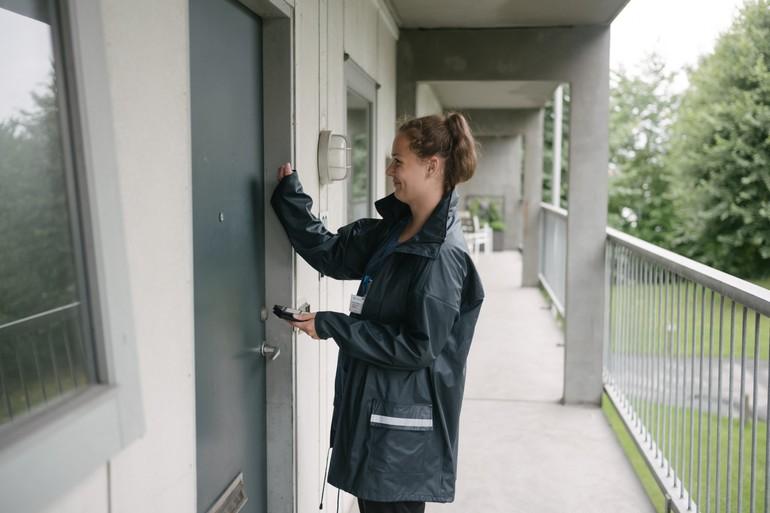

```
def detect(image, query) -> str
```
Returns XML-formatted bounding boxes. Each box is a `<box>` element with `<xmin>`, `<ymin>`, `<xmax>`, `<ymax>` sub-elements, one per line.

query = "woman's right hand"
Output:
<box><xmin>277</xmin><ymin>162</ymin><xmax>293</xmax><ymax>182</ymax></box>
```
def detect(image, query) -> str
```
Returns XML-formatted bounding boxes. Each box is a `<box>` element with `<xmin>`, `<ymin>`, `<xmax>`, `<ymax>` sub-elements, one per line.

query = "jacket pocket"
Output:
<box><xmin>367</xmin><ymin>400</ymin><xmax>433</xmax><ymax>474</ymax></box>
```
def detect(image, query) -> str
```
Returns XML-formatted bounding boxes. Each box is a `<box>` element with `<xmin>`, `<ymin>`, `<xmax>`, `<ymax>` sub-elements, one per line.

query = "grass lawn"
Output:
<box><xmin>602</xmin><ymin>390</ymin><xmax>768</xmax><ymax>513</ymax></box>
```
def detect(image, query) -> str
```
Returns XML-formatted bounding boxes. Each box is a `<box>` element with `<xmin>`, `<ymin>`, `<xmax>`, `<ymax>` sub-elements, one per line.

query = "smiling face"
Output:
<box><xmin>386</xmin><ymin>133</ymin><xmax>443</xmax><ymax>205</ymax></box>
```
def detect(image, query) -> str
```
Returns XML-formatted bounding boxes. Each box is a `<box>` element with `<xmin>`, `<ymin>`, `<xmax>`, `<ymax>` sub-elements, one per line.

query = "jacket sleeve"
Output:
<box><xmin>314</xmin><ymin>252</ymin><xmax>475</xmax><ymax>370</ymax></box>
<box><xmin>270</xmin><ymin>171</ymin><xmax>381</xmax><ymax>280</ymax></box>
<box><xmin>314</xmin><ymin>291</ymin><xmax>461</xmax><ymax>371</ymax></box>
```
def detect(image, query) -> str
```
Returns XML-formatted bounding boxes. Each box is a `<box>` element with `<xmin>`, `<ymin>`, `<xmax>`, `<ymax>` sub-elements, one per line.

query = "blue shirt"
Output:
<box><xmin>357</xmin><ymin>216</ymin><xmax>409</xmax><ymax>297</ymax></box>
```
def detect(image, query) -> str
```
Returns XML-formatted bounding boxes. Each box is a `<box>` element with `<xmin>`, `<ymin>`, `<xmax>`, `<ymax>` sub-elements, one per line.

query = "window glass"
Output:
<box><xmin>0</xmin><ymin>1</ymin><xmax>97</xmax><ymax>427</ymax></box>
<box><xmin>346</xmin><ymin>88</ymin><xmax>372</xmax><ymax>223</ymax></box>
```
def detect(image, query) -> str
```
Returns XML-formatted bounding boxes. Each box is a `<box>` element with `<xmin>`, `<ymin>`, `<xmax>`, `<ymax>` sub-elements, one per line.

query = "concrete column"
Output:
<box><xmin>562</xmin><ymin>30</ymin><xmax>610</xmax><ymax>405</ymax></box>
<box><xmin>416</xmin><ymin>82</ymin><xmax>444</xmax><ymax>116</ymax></box>
<box><xmin>521</xmin><ymin>110</ymin><xmax>544</xmax><ymax>287</ymax></box>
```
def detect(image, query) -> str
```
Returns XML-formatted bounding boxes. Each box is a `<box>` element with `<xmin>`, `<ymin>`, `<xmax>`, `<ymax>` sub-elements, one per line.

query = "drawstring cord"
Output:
<box><xmin>336</xmin><ymin>488</ymin><xmax>340</xmax><ymax>513</ymax></box>
<box><xmin>319</xmin><ymin>446</ymin><xmax>332</xmax><ymax>509</ymax></box>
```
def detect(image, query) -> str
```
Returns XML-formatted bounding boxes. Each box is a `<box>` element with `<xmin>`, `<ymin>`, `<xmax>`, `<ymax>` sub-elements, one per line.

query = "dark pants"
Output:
<box><xmin>357</xmin><ymin>498</ymin><xmax>425</xmax><ymax>513</ymax></box>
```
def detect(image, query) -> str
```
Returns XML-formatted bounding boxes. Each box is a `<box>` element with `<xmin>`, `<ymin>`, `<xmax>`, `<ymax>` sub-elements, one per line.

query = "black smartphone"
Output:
<box><xmin>273</xmin><ymin>304</ymin><xmax>303</xmax><ymax>321</ymax></box>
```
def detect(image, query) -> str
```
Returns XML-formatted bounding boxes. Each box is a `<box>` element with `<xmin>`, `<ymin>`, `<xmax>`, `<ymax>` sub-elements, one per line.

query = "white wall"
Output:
<box><xmin>42</xmin><ymin>0</ymin><xmax>397</xmax><ymax>512</ymax></box>
<box><xmin>41</xmin><ymin>466</ymin><xmax>108</xmax><ymax>513</ymax></box>
<box><xmin>298</xmin><ymin>1</ymin><xmax>398</xmax><ymax>511</ymax></box>
<box><xmin>376</xmin><ymin>8</ymin><xmax>398</xmax><ymax>204</ymax></box>
<box><xmin>43</xmin><ymin>0</ymin><xmax>196</xmax><ymax>512</ymax></box>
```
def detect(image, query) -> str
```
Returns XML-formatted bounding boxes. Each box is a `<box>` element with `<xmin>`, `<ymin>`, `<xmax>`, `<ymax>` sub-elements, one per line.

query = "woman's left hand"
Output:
<box><xmin>289</xmin><ymin>311</ymin><xmax>320</xmax><ymax>339</ymax></box>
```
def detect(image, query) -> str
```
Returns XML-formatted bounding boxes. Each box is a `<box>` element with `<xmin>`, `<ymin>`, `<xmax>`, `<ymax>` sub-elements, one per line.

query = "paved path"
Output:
<box><xmin>429</xmin><ymin>251</ymin><xmax>656</xmax><ymax>513</ymax></box>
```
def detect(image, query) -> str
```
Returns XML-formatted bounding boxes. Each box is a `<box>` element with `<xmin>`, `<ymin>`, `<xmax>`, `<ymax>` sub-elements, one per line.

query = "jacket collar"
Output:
<box><xmin>374</xmin><ymin>187</ymin><xmax>459</xmax><ymax>258</ymax></box>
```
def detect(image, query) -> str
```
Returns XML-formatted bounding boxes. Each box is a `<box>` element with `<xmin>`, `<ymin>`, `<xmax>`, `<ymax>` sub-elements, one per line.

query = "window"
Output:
<box><xmin>0</xmin><ymin>0</ymin><xmax>97</xmax><ymax>427</ymax></box>
<box><xmin>345</xmin><ymin>56</ymin><xmax>377</xmax><ymax>223</ymax></box>
<box><xmin>0</xmin><ymin>1</ymin><xmax>142</xmax><ymax>510</ymax></box>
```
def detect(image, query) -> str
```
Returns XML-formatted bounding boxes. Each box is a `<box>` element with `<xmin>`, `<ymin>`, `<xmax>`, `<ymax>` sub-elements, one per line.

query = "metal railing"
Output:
<box><xmin>0</xmin><ymin>303</ymin><xmax>94</xmax><ymax>426</ymax></box>
<box><xmin>604</xmin><ymin>227</ymin><xmax>770</xmax><ymax>513</ymax></box>
<box><xmin>537</xmin><ymin>202</ymin><xmax>770</xmax><ymax>513</ymax></box>
<box><xmin>539</xmin><ymin>203</ymin><xmax>567</xmax><ymax>316</ymax></box>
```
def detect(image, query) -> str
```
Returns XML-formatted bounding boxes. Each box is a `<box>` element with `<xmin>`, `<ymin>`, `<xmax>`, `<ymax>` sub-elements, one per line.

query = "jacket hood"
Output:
<box><xmin>374</xmin><ymin>188</ymin><xmax>460</xmax><ymax>258</ymax></box>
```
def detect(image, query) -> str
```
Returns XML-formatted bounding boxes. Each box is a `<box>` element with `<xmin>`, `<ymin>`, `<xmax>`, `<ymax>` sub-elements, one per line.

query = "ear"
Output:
<box><xmin>427</xmin><ymin>156</ymin><xmax>440</xmax><ymax>177</ymax></box>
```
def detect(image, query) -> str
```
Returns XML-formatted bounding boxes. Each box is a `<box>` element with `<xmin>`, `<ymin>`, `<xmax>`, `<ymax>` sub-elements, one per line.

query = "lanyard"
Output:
<box><xmin>359</xmin><ymin>217</ymin><xmax>408</xmax><ymax>296</ymax></box>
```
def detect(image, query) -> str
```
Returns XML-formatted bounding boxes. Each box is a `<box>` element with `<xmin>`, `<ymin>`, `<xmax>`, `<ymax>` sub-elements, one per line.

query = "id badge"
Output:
<box><xmin>349</xmin><ymin>294</ymin><xmax>365</xmax><ymax>314</ymax></box>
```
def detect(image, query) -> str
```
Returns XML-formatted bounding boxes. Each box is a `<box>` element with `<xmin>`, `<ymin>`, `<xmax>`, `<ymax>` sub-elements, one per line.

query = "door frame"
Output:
<box><xmin>343</xmin><ymin>55</ymin><xmax>379</xmax><ymax>222</ymax></box>
<box><xmin>221</xmin><ymin>1</ymin><xmax>296</xmax><ymax>513</ymax></box>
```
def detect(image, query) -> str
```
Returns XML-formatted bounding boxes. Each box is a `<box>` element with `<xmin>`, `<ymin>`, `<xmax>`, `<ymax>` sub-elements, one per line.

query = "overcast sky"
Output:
<box><xmin>610</xmin><ymin>0</ymin><xmax>749</xmax><ymax>90</ymax></box>
<box><xmin>0</xmin><ymin>8</ymin><xmax>52</xmax><ymax>122</ymax></box>
<box><xmin>0</xmin><ymin>1</ymin><xmax>754</xmax><ymax>122</ymax></box>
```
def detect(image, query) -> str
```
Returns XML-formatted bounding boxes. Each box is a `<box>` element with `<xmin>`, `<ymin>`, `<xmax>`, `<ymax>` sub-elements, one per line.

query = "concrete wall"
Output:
<box><xmin>42</xmin><ymin>0</ymin><xmax>397</xmax><ymax>512</ymax></box>
<box><xmin>457</xmin><ymin>135</ymin><xmax>523</xmax><ymax>250</ymax></box>
<box><xmin>461</xmin><ymin>108</ymin><xmax>545</xmax><ymax>272</ymax></box>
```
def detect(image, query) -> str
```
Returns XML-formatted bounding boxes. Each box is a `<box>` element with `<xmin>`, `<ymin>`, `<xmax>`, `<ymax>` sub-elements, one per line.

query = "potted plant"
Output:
<box><xmin>486</xmin><ymin>202</ymin><xmax>506</xmax><ymax>251</ymax></box>
<box><xmin>466</xmin><ymin>197</ymin><xmax>506</xmax><ymax>251</ymax></box>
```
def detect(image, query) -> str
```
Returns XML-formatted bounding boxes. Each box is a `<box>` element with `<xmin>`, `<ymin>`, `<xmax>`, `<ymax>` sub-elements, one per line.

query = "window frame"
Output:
<box><xmin>344</xmin><ymin>54</ymin><xmax>378</xmax><ymax>221</ymax></box>
<box><xmin>0</xmin><ymin>0</ymin><xmax>144</xmax><ymax>510</ymax></box>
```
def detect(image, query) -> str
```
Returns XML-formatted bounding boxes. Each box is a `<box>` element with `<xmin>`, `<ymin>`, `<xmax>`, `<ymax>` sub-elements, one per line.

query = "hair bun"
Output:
<box><xmin>443</xmin><ymin>112</ymin><xmax>477</xmax><ymax>187</ymax></box>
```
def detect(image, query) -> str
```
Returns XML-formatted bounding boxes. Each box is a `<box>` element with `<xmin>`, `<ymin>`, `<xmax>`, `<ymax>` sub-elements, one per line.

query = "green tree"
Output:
<box><xmin>0</xmin><ymin>70</ymin><xmax>78</xmax><ymax>324</ymax></box>
<box><xmin>608</xmin><ymin>53</ymin><xmax>681</xmax><ymax>247</ymax></box>
<box><xmin>668</xmin><ymin>0</ymin><xmax>770</xmax><ymax>278</ymax></box>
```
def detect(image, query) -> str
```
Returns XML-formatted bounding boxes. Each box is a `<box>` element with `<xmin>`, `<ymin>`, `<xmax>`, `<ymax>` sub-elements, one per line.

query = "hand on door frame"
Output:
<box><xmin>277</xmin><ymin>162</ymin><xmax>294</xmax><ymax>182</ymax></box>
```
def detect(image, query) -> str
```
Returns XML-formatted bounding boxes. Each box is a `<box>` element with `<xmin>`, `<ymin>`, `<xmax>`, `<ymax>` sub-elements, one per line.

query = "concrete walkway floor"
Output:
<box><xmin>430</xmin><ymin>251</ymin><xmax>656</xmax><ymax>513</ymax></box>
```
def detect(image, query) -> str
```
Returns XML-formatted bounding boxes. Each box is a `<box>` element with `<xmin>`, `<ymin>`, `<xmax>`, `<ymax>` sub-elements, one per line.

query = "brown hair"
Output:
<box><xmin>397</xmin><ymin>112</ymin><xmax>478</xmax><ymax>192</ymax></box>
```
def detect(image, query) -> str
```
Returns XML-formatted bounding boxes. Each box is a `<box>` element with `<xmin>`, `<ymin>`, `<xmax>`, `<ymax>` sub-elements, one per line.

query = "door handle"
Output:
<box><xmin>251</xmin><ymin>342</ymin><xmax>281</xmax><ymax>361</ymax></box>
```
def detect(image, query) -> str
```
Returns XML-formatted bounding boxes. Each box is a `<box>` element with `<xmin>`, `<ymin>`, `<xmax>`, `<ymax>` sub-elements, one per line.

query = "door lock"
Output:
<box><xmin>251</xmin><ymin>342</ymin><xmax>281</xmax><ymax>361</ymax></box>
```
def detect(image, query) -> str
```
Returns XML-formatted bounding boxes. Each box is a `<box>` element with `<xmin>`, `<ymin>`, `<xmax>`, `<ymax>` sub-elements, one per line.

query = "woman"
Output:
<box><xmin>271</xmin><ymin>112</ymin><xmax>484</xmax><ymax>513</ymax></box>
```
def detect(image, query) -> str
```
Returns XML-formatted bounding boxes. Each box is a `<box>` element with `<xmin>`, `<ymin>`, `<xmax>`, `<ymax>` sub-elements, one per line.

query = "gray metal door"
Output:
<box><xmin>191</xmin><ymin>1</ymin><xmax>267</xmax><ymax>512</ymax></box>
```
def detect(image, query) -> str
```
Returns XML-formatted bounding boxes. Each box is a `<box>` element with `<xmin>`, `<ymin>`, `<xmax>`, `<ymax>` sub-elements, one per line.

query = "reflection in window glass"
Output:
<box><xmin>346</xmin><ymin>89</ymin><xmax>372</xmax><ymax>223</ymax></box>
<box><xmin>0</xmin><ymin>3</ymin><xmax>96</xmax><ymax>427</ymax></box>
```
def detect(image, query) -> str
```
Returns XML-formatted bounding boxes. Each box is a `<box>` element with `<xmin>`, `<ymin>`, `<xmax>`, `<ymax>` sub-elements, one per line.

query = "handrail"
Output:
<box><xmin>607</xmin><ymin>227</ymin><xmax>770</xmax><ymax>317</ymax></box>
<box><xmin>540</xmin><ymin>202</ymin><xmax>568</xmax><ymax>219</ymax></box>
<box><xmin>0</xmin><ymin>302</ymin><xmax>81</xmax><ymax>332</ymax></box>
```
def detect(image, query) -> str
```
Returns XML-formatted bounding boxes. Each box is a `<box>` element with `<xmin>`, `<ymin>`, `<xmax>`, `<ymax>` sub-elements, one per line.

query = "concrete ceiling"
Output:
<box><xmin>385</xmin><ymin>0</ymin><xmax>631</xmax><ymax>28</ymax></box>
<box><xmin>425</xmin><ymin>80</ymin><xmax>560</xmax><ymax>109</ymax></box>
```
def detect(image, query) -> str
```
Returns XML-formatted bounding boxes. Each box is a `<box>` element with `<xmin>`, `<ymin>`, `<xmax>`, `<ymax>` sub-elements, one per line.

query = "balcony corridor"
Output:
<box><xmin>432</xmin><ymin>251</ymin><xmax>656</xmax><ymax>513</ymax></box>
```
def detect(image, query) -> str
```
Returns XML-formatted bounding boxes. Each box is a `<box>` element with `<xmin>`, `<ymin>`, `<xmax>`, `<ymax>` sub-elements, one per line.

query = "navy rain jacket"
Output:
<box><xmin>271</xmin><ymin>171</ymin><xmax>484</xmax><ymax>502</ymax></box>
